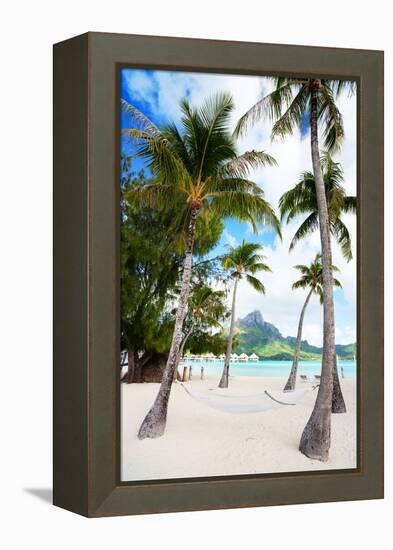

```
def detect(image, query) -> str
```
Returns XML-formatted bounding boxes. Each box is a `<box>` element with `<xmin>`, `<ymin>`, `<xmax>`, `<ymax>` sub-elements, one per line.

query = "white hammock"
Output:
<box><xmin>179</xmin><ymin>383</ymin><xmax>312</xmax><ymax>414</ymax></box>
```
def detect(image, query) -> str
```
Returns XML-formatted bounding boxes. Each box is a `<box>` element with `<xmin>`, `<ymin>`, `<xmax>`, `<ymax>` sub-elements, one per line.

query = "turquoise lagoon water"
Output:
<box><xmin>180</xmin><ymin>359</ymin><xmax>356</xmax><ymax>378</ymax></box>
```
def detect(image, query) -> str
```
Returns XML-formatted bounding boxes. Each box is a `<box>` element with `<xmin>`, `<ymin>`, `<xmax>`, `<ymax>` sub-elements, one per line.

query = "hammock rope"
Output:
<box><xmin>178</xmin><ymin>383</ymin><xmax>314</xmax><ymax>414</ymax></box>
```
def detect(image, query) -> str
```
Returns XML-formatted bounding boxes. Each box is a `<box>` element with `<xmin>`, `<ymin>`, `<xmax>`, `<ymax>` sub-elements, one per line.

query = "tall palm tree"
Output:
<box><xmin>235</xmin><ymin>77</ymin><xmax>354</xmax><ymax>460</ymax></box>
<box><xmin>279</xmin><ymin>153</ymin><xmax>356</xmax><ymax>261</ymax></box>
<box><xmin>122</xmin><ymin>93</ymin><xmax>281</xmax><ymax>439</ymax></box>
<box><xmin>283</xmin><ymin>254</ymin><xmax>341</xmax><ymax>392</ymax></box>
<box><xmin>280</xmin><ymin>154</ymin><xmax>356</xmax><ymax>412</ymax></box>
<box><xmin>219</xmin><ymin>241</ymin><xmax>271</xmax><ymax>388</ymax></box>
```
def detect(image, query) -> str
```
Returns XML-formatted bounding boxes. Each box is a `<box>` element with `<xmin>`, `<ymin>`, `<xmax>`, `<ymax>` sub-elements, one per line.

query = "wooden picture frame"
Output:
<box><xmin>53</xmin><ymin>32</ymin><xmax>384</xmax><ymax>517</ymax></box>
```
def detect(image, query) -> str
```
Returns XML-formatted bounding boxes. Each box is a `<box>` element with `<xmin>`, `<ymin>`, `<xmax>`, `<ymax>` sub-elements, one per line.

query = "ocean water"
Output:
<box><xmin>180</xmin><ymin>359</ymin><xmax>356</xmax><ymax>378</ymax></box>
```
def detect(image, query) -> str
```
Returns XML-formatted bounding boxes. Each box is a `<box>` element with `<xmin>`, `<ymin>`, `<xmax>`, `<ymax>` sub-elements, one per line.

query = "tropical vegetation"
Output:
<box><xmin>279</xmin><ymin>153</ymin><xmax>356</xmax><ymax>261</ymax></box>
<box><xmin>119</xmin><ymin>75</ymin><xmax>357</xmax><ymax>463</ymax></box>
<box><xmin>283</xmin><ymin>254</ymin><xmax>341</xmax><ymax>392</ymax></box>
<box><xmin>235</xmin><ymin>77</ymin><xmax>354</xmax><ymax>460</ymax></box>
<box><xmin>218</xmin><ymin>241</ymin><xmax>271</xmax><ymax>388</ymax></box>
<box><xmin>122</xmin><ymin>92</ymin><xmax>280</xmax><ymax>439</ymax></box>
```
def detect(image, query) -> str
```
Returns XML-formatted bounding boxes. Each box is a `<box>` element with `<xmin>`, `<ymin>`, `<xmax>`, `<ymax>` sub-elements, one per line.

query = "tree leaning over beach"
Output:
<box><xmin>283</xmin><ymin>254</ymin><xmax>341</xmax><ymax>393</ymax></box>
<box><xmin>219</xmin><ymin>241</ymin><xmax>271</xmax><ymax>388</ymax></box>
<box><xmin>235</xmin><ymin>77</ymin><xmax>355</xmax><ymax>460</ymax></box>
<box><xmin>122</xmin><ymin>92</ymin><xmax>281</xmax><ymax>439</ymax></box>
<box><xmin>279</xmin><ymin>153</ymin><xmax>356</xmax><ymax>411</ymax></box>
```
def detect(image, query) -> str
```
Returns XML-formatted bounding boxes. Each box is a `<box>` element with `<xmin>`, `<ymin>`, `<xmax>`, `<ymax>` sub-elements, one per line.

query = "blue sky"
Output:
<box><xmin>120</xmin><ymin>68</ymin><xmax>357</xmax><ymax>346</ymax></box>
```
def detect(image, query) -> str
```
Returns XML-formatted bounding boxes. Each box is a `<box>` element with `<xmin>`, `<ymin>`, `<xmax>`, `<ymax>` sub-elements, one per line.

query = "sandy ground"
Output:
<box><xmin>121</xmin><ymin>375</ymin><xmax>357</xmax><ymax>481</ymax></box>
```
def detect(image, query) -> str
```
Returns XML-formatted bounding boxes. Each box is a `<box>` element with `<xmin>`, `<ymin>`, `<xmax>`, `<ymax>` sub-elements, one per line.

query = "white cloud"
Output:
<box><xmin>222</xmin><ymin>228</ymin><xmax>237</xmax><ymax>248</ymax></box>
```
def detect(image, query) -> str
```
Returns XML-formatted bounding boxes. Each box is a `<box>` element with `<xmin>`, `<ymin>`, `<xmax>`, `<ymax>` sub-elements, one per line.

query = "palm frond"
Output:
<box><xmin>246</xmin><ymin>274</ymin><xmax>266</xmax><ymax>294</ymax></box>
<box><xmin>279</xmin><ymin>172</ymin><xmax>316</xmax><ymax>222</ymax></box>
<box><xmin>208</xmin><ymin>177</ymin><xmax>262</xmax><ymax>195</ymax></box>
<box><xmin>248</xmin><ymin>261</ymin><xmax>271</xmax><ymax>274</ymax></box>
<box><xmin>233</xmin><ymin>79</ymin><xmax>301</xmax><ymax>138</ymax></box>
<box><xmin>271</xmin><ymin>85</ymin><xmax>309</xmax><ymax>141</ymax></box>
<box><xmin>292</xmin><ymin>279</ymin><xmax>309</xmax><ymax>290</ymax></box>
<box><xmin>125</xmin><ymin>183</ymin><xmax>185</xmax><ymax>210</ymax></box>
<box><xmin>318</xmin><ymin>84</ymin><xmax>345</xmax><ymax>153</ymax></box>
<box><xmin>161</xmin><ymin>122</ymin><xmax>192</xmax><ymax>172</ymax></box>
<box><xmin>330</xmin><ymin>217</ymin><xmax>353</xmax><ymax>261</ymax></box>
<box><xmin>342</xmin><ymin>196</ymin><xmax>357</xmax><ymax>214</ymax></box>
<box><xmin>320</xmin><ymin>151</ymin><xmax>344</xmax><ymax>185</ymax></box>
<box><xmin>121</xmin><ymin>99</ymin><xmax>162</xmax><ymax>138</ymax></box>
<box><xmin>219</xmin><ymin>150</ymin><xmax>277</xmax><ymax>179</ymax></box>
<box><xmin>289</xmin><ymin>212</ymin><xmax>319</xmax><ymax>251</ymax></box>
<box><xmin>122</xmin><ymin>128</ymin><xmax>190</xmax><ymax>188</ymax></box>
<box><xmin>316</xmin><ymin>286</ymin><xmax>324</xmax><ymax>304</ymax></box>
<box><xmin>292</xmin><ymin>252</ymin><xmax>341</xmax><ymax>299</ymax></box>
<box><xmin>330</xmin><ymin>79</ymin><xmax>357</xmax><ymax>99</ymax></box>
<box><xmin>209</xmin><ymin>191</ymin><xmax>281</xmax><ymax>238</ymax></box>
<box><xmin>293</xmin><ymin>264</ymin><xmax>309</xmax><ymax>273</ymax></box>
<box><xmin>196</xmin><ymin>92</ymin><xmax>234</xmax><ymax>182</ymax></box>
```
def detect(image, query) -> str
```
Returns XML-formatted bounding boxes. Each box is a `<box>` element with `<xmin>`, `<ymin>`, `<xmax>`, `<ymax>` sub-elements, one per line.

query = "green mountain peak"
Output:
<box><xmin>234</xmin><ymin>310</ymin><xmax>356</xmax><ymax>361</ymax></box>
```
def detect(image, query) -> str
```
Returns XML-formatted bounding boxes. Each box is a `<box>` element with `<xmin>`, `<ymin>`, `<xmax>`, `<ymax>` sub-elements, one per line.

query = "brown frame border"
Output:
<box><xmin>53</xmin><ymin>32</ymin><xmax>384</xmax><ymax>517</ymax></box>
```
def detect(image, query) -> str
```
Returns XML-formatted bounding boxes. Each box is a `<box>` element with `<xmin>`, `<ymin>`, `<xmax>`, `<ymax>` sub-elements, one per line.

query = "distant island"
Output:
<box><xmin>233</xmin><ymin>310</ymin><xmax>356</xmax><ymax>361</ymax></box>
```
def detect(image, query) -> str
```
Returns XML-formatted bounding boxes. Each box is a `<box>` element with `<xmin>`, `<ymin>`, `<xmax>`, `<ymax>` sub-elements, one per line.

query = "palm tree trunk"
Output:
<box><xmin>283</xmin><ymin>287</ymin><xmax>313</xmax><ymax>392</ymax></box>
<box><xmin>134</xmin><ymin>353</ymin><xmax>142</xmax><ymax>383</ymax></box>
<box><xmin>177</xmin><ymin>320</ymin><xmax>196</xmax><ymax>365</ymax></box>
<box><xmin>124</xmin><ymin>345</ymin><xmax>137</xmax><ymax>384</ymax></box>
<box><xmin>219</xmin><ymin>277</ymin><xmax>239</xmax><ymax>388</ymax></box>
<box><xmin>299</xmin><ymin>82</ymin><xmax>336</xmax><ymax>461</ymax></box>
<box><xmin>332</xmin><ymin>355</ymin><xmax>346</xmax><ymax>413</ymax></box>
<box><xmin>173</xmin><ymin>320</ymin><xmax>196</xmax><ymax>381</ymax></box>
<box><xmin>137</xmin><ymin>206</ymin><xmax>199</xmax><ymax>439</ymax></box>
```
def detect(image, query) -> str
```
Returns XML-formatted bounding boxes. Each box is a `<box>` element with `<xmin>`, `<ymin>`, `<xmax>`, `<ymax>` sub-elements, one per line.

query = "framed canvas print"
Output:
<box><xmin>53</xmin><ymin>32</ymin><xmax>384</xmax><ymax>517</ymax></box>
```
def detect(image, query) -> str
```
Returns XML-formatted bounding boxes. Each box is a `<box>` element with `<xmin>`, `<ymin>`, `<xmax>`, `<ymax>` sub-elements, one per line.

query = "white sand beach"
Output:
<box><xmin>121</xmin><ymin>376</ymin><xmax>357</xmax><ymax>481</ymax></box>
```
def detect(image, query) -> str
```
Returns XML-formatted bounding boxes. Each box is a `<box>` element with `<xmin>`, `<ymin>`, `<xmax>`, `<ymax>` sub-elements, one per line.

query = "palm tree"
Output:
<box><xmin>283</xmin><ymin>254</ymin><xmax>341</xmax><ymax>392</ymax></box>
<box><xmin>279</xmin><ymin>153</ymin><xmax>356</xmax><ymax>261</ymax></box>
<box><xmin>122</xmin><ymin>92</ymin><xmax>281</xmax><ymax>439</ymax></box>
<box><xmin>219</xmin><ymin>241</ymin><xmax>271</xmax><ymax>388</ymax></box>
<box><xmin>235</xmin><ymin>77</ymin><xmax>354</xmax><ymax>460</ymax></box>
<box><xmin>280</xmin><ymin>154</ymin><xmax>356</xmax><ymax>412</ymax></box>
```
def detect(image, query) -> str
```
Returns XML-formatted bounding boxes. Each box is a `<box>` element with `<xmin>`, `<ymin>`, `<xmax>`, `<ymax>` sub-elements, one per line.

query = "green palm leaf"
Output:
<box><xmin>280</xmin><ymin>152</ymin><xmax>356</xmax><ymax>260</ymax></box>
<box><xmin>222</xmin><ymin>240</ymin><xmax>270</xmax><ymax>294</ymax></box>
<box><xmin>234</xmin><ymin>78</ymin><xmax>302</xmax><ymax>138</ymax></box>
<box><xmin>246</xmin><ymin>274</ymin><xmax>266</xmax><ymax>294</ymax></box>
<box><xmin>289</xmin><ymin>212</ymin><xmax>319</xmax><ymax>251</ymax></box>
<box><xmin>330</xmin><ymin>217</ymin><xmax>353</xmax><ymax>261</ymax></box>
<box><xmin>219</xmin><ymin>150</ymin><xmax>277</xmax><ymax>179</ymax></box>
<box><xmin>318</xmin><ymin>83</ymin><xmax>345</xmax><ymax>153</ymax></box>
<box><xmin>292</xmin><ymin>254</ymin><xmax>341</xmax><ymax>301</ymax></box>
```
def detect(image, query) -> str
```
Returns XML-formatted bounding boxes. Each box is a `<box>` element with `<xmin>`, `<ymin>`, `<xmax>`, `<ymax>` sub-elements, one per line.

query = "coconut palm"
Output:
<box><xmin>280</xmin><ymin>154</ymin><xmax>356</xmax><ymax>412</ymax></box>
<box><xmin>279</xmin><ymin>153</ymin><xmax>356</xmax><ymax>261</ymax></box>
<box><xmin>235</xmin><ymin>77</ymin><xmax>354</xmax><ymax>460</ymax></box>
<box><xmin>283</xmin><ymin>254</ymin><xmax>341</xmax><ymax>393</ymax></box>
<box><xmin>122</xmin><ymin>92</ymin><xmax>281</xmax><ymax>439</ymax></box>
<box><xmin>219</xmin><ymin>241</ymin><xmax>271</xmax><ymax>388</ymax></box>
